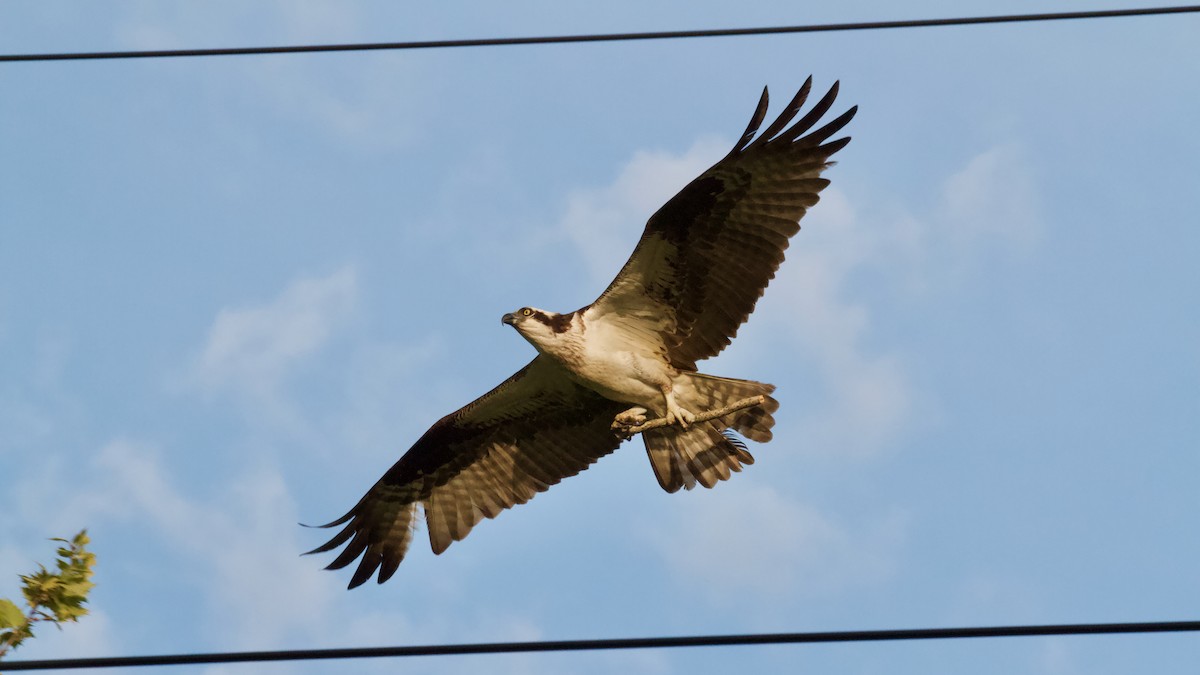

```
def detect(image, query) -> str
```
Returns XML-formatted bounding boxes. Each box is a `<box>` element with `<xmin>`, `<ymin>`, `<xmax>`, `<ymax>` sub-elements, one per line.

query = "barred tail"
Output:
<box><xmin>642</xmin><ymin>374</ymin><xmax>779</xmax><ymax>493</ymax></box>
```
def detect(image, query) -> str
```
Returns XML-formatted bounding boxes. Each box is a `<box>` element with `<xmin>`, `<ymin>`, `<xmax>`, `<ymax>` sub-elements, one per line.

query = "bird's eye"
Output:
<box><xmin>521</xmin><ymin>308</ymin><xmax>533</xmax><ymax>317</ymax></box>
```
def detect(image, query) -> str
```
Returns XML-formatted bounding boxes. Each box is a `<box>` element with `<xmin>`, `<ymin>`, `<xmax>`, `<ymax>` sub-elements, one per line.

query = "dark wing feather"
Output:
<box><xmin>309</xmin><ymin>356</ymin><xmax>627</xmax><ymax>588</ymax></box>
<box><xmin>588</xmin><ymin>78</ymin><xmax>856</xmax><ymax>370</ymax></box>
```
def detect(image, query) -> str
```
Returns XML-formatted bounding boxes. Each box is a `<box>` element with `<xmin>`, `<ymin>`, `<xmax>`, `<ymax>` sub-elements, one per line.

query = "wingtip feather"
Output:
<box><xmin>747</xmin><ymin>77</ymin><xmax>815</xmax><ymax>150</ymax></box>
<box><xmin>778</xmin><ymin>80</ymin><xmax>842</xmax><ymax>144</ymax></box>
<box><xmin>806</xmin><ymin>105</ymin><xmax>858</xmax><ymax>150</ymax></box>
<box><xmin>347</xmin><ymin>551</ymin><xmax>381</xmax><ymax>590</ymax></box>
<box><xmin>732</xmin><ymin>86</ymin><xmax>771</xmax><ymax>155</ymax></box>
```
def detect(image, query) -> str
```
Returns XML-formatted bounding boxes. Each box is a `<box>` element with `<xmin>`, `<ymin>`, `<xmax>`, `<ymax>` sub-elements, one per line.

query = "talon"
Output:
<box><xmin>665</xmin><ymin>402</ymin><xmax>695</xmax><ymax>429</ymax></box>
<box><xmin>614</xmin><ymin>407</ymin><xmax>649</xmax><ymax>427</ymax></box>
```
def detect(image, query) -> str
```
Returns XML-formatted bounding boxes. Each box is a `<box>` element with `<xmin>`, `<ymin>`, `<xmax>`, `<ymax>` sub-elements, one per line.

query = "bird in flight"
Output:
<box><xmin>310</xmin><ymin>78</ymin><xmax>856</xmax><ymax>588</ymax></box>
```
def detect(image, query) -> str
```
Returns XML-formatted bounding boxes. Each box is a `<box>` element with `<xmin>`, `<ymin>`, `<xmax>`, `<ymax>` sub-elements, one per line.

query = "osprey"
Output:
<box><xmin>311</xmin><ymin>78</ymin><xmax>856</xmax><ymax>588</ymax></box>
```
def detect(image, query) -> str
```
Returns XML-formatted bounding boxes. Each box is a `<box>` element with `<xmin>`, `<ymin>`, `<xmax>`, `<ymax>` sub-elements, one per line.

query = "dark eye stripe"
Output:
<box><xmin>531</xmin><ymin>310</ymin><xmax>574</xmax><ymax>333</ymax></box>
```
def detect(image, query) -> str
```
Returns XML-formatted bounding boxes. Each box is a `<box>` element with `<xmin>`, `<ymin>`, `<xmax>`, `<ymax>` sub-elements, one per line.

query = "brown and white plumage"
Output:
<box><xmin>309</xmin><ymin>357</ymin><xmax>627</xmax><ymax>587</ymax></box>
<box><xmin>589</xmin><ymin>78</ymin><xmax>856</xmax><ymax>371</ymax></box>
<box><xmin>311</xmin><ymin>78</ymin><xmax>855</xmax><ymax>588</ymax></box>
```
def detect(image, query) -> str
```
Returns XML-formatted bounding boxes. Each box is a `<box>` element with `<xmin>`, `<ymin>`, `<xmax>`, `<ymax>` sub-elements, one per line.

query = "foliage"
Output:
<box><xmin>0</xmin><ymin>530</ymin><xmax>95</xmax><ymax>658</ymax></box>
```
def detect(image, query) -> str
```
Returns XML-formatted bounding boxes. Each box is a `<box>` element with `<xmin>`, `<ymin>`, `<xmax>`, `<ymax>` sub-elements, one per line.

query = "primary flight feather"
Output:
<box><xmin>310</xmin><ymin>78</ymin><xmax>856</xmax><ymax>588</ymax></box>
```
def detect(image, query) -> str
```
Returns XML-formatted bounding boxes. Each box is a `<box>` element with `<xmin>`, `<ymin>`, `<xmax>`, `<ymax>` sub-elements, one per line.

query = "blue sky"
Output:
<box><xmin>1</xmin><ymin>1</ymin><xmax>1198</xmax><ymax>673</ymax></box>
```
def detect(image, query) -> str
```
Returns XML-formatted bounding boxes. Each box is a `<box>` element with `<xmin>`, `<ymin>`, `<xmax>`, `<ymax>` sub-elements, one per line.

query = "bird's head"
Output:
<box><xmin>502</xmin><ymin>307</ymin><xmax>573</xmax><ymax>348</ymax></box>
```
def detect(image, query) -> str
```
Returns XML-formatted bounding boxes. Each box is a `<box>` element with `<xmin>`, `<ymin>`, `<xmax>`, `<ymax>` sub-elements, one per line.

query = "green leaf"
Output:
<box><xmin>2</xmin><ymin>627</ymin><xmax>32</xmax><ymax>653</ymax></box>
<box><xmin>58</xmin><ymin>581</ymin><xmax>94</xmax><ymax>599</ymax></box>
<box><xmin>2</xmin><ymin>530</ymin><xmax>95</xmax><ymax>658</ymax></box>
<box><xmin>0</xmin><ymin>599</ymin><xmax>25</xmax><ymax>630</ymax></box>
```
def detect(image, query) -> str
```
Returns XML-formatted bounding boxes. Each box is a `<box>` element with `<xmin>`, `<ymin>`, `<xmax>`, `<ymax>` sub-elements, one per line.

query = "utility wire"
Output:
<box><xmin>2</xmin><ymin>5</ymin><xmax>1199</xmax><ymax>63</ymax></box>
<box><xmin>2</xmin><ymin>620</ymin><xmax>1197</xmax><ymax>671</ymax></box>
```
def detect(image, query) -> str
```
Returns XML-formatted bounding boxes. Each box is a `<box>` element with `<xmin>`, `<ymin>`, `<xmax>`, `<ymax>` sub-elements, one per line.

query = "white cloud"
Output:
<box><xmin>644</xmin><ymin>483</ymin><xmax>905</xmax><ymax>603</ymax></box>
<box><xmin>762</xmin><ymin>187</ymin><xmax>917</xmax><ymax>457</ymax></box>
<box><xmin>876</xmin><ymin>143</ymin><xmax>1044</xmax><ymax>292</ymax></box>
<box><xmin>203</xmin><ymin>468</ymin><xmax>344</xmax><ymax>648</ymax></box>
<box><xmin>6</xmin><ymin>610</ymin><xmax>121</xmax><ymax>661</ymax></box>
<box><xmin>7</xmin><ymin>436</ymin><xmax>565</xmax><ymax>674</ymax></box>
<box><xmin>758</xmin><ymin>144</ymin><xmax>1041</xmax><ymax>456</ymax></box>
<box><xmin>188</xmin><ymin>267</ymin><xmax>356</xmax><ymax>414</ymax></box>
<box><xmin>64</xmin><ymin>439</ymin><xmax>362</xmax><ymax>649</ymax></box>
<box><xmin>940</xmin><ymin>144</ymin><xmax>1042</xmax><ymax>251</ymax></box>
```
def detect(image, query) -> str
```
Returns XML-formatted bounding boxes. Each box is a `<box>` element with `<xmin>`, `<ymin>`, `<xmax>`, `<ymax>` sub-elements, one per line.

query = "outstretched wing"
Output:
<box><xmin>309</xmin><ymin>356</ymin><xmax>627</xmax><ymax>588</ymax></box>
<box><xmin>586</xmin><ymin>78</ymin><xmax>857</xmax><ymax>370</ymax></box>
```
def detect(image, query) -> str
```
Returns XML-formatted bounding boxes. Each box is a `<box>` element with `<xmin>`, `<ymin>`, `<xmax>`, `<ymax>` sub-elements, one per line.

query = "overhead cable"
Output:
<box><xmin>2</xmin><ymin>620</ymin><xmax>1197</xmax><ymax>671</ymax></box>
<box><xmin>1</xmin><ymin>5</ymin><xmax>1198</xmax><ymax>63</ymax></box>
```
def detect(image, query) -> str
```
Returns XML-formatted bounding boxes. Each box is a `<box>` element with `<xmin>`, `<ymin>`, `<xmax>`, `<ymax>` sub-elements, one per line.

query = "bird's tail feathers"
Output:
<box><xmin>683</xmin><ymin>372</ymin><xmax>779</xmax><ymax>442</ymax></box>
<box><xmin>642</xmin><ymin>374</ymin><xmax>779</xmax><ymax>493</ymax></box>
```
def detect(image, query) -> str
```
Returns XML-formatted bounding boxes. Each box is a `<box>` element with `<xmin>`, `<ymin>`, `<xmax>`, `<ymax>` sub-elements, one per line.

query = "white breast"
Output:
<box><xmin>566</xmin><ymin>310</ymin><xmax>675</xmax><ymax>409</ymax></box>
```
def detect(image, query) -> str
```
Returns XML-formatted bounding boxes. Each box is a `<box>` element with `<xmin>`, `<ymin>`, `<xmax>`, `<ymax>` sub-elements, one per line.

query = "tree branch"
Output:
<box><xmin>611</xmin><ymin>395</ymin><xmax>767</xmax><ymax>439</ymax></box>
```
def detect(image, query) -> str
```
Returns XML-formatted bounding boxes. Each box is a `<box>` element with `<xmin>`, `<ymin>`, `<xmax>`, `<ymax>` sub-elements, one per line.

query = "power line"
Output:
<box><xmin>2</xmin><ymin>5</ymin><xmax>1199</xmax><ymax>63</ymax></box>
<box><xmin>2</xmin><ymin>620</ymin><xmax>1197</xmax><ymax>671</ymax></box>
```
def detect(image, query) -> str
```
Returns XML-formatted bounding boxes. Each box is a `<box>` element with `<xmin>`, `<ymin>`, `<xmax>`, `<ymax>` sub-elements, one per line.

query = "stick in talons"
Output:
<box><xmin>611</xmin><ymin>395</ymin><xmax>767</xmax><ymax>440</ymax></box>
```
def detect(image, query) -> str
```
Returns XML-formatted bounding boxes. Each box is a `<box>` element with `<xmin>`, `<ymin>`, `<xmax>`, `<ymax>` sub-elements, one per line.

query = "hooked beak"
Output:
<box><xmin>501</xmin><ymin>313</ymin><xmax>517</xmax><ymax>326</ymax></box>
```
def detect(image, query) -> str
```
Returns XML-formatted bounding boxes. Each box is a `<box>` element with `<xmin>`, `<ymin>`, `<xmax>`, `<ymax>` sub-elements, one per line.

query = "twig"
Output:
<box><xmin>611</xmin><ymin>395</ymin><xmax>767</xmax><ymax>439</ymax></box>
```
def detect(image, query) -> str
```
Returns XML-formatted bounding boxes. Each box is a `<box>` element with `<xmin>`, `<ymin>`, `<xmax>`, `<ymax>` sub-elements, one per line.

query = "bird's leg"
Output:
<box><xmin>661</xmin><ymin>387</ymin><xmax>695</xmax><ymax>429</ymax></box>
<box><xmin>614</xmin><ymin>406</ymin><xmax>649</xmax><ymax>427</ymax></box>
